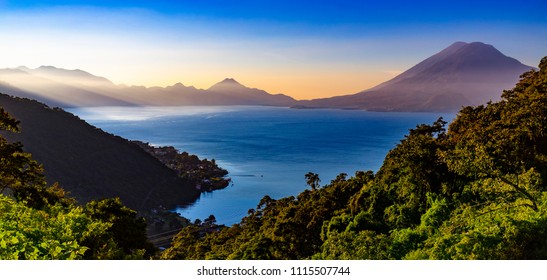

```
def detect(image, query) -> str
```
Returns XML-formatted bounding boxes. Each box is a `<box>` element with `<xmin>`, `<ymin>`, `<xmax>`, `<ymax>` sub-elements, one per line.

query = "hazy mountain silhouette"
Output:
<box><xmin>0</xmin><ymin>67</ymin><xmax>132</xmax><ymax>107</ymax></box>
<box><xmin>206</xmin><ymin>78</ymin><xmax>296</xmax><ymax>106</ymax></box>
<box><xmin>0</xmin><ymin>67</ymin><xmax>296</xmax><ymax>107</ymax></box>
<box><xmin>0</xmin><ymin>42</ymin><xmax>533</xmax><ymax>111</ymax></box>
<box><xmin>297</xmin><ymin>42</ymin><xmax>534</xmax><ymax>111</ymax></box>
<box><xmin>26</xmin><ymin>65</ymin><xmax>114</xmax><ymax>86</ymax></box>
<box><xmin>0</xmin><ymin>93</ymin><xmax>200</xmax><ymax>211</ymax></box>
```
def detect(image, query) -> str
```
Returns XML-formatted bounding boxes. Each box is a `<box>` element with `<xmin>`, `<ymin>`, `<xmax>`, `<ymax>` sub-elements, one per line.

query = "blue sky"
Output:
<box><xmin>0</xmin><ymin>0</ymin><xmax>545</xmax><ymax>99</ymax></box>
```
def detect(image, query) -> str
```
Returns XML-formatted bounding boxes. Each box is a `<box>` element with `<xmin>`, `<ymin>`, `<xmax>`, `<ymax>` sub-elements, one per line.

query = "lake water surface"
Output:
<box><xmin>67</xmin><ymin>106</ymin><xmax>453</xmax><ymax>225</ymax></box>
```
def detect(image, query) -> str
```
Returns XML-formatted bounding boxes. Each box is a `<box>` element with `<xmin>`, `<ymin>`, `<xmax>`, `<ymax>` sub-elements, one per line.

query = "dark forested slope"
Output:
<box><xmin>0</xmin><ymin>94</ymin><xmax>200</xmax><ymax>212</ymax></box>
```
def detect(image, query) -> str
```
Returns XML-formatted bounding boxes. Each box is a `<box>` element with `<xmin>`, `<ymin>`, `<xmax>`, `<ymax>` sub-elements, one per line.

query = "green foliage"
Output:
<box><xmin>0</xmin><ymin>108</ymin><xmax>19</xmax><ymax>132</ymax></box>
<box><xmin>315</xmin><ymin>230</ymin><xmax>391</xmax><ymax>260</ymax></box>
<box><xmin>0</xmin><ymin>196</ymin><xmax>107</xmax><ymax>260</ymax></box>
<box><xmin>83</xmin><ymin>198</ymin><xmax>156</xmax><ymax>259</ymax></box>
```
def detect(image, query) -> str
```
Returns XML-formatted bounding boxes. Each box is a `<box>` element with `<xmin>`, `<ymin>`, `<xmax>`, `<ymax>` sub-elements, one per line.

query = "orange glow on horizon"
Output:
<box><xmin>112</xmin><ymin>69</ymin><xmax>401</xmax><ymax>100</ymax></box>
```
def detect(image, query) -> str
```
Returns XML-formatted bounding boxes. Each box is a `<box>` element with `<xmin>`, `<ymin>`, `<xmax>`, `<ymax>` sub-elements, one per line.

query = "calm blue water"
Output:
<box><xmin>67</xmin><ymin>106</ymin><xmax>453</xmax><ymax>225</ymax></box>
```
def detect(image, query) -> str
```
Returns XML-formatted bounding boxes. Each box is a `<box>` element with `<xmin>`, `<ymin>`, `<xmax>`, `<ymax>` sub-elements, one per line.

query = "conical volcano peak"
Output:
<box><xmin>208</xmin><ymin>78</ymin><xmax>247</xmax><ymax>91</ymax></box>
<box><xmin>219</xmin><ymin>78</ymin><xmax>241</xmax><ymax>85</ymax></box>
<box><xmin>456</xmin><ymin>42</ymin><xmax>502</xmax><ymax>55</ymax></box>
<box><xmin>297</xmin><ymin>41</ymin><xmax>533</xmax><ymax>112</ymax></box>
<box><xmin>445</xmin><ymin>41</ymin><xmax>468</xmax><ymax>50</ymax></box>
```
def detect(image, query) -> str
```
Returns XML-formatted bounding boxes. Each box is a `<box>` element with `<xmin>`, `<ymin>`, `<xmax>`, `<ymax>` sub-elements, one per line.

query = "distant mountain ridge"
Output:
<box><xmin>0</xmin><ymin>42</ymin><xmax>535</xmax><ymax>111</ymax></box>
<box><xmin>207</xmin><ymin>78</ymin><xmax>296</xmax><ymax>106</ymax></box>
<box><xmin>297</xmin><ymin>42</ymin><xmax>534</xmax><ymax>111</ymax></box>
<box><xmin>0</xmin><ymin>67</ymin><xmax>131</xmax><ymax>107</ymax></box>
<box><xmin>27</xmin><ymin>65</ymin><xmax>115</xmax><ymax>86</ymax></box>
<box><xmin>0</xmin><ymin>67</ymin><xmax>296</xmax><ymax>107</ymax></box>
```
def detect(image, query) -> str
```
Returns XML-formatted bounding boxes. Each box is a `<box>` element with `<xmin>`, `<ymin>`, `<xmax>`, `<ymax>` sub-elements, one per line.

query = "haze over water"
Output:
<box><xmin>68</xmin><ymin>106</ymin><xmax>453</xmax><ymax>225</ymax></box>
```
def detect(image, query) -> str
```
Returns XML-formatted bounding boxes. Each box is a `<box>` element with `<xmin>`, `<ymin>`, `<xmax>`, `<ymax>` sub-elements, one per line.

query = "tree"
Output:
<box><xmin>0</xmin><ymin>195</ymin><xmax>109</xmax><ymax>260</ymax></box>
<box><xmin>83</xmin><ymin>197</ymin><xmax>156</xmax><ymax>259</ymax></box>
<box><xmin>305</xmin><ymin>172</ymin><xmax>321</xmax><ymax>191</ymax></box>
<box><xmin>0</xmin><ymin>108</ymin><xmax>19</xmax><ymax>131</ymax></box>
<box><xmin>204</xmin><ymin>214</ymin><xmax>217</xmax><ymax>226</ymax></box>
<box><xmin>331</xmin><ymin>173</ymin><xmax>348</xmax><ymax>184</ymax></box>
<box><xmin>0</xmin><ymin>108</ymin><xmax>71</xmax><ymax>209</ymax></box>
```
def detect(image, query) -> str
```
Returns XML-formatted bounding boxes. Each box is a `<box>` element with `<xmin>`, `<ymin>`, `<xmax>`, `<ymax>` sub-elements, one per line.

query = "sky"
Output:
<box><xmin>0</xmin><ymin>0</ymin><xmax>545</xmax><ymax>100</ymax></box>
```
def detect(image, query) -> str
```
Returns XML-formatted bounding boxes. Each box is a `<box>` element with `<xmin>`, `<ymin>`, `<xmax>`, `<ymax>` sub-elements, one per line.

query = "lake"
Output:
<box><xmin>67</xmin><ymin>106</ymin><xmax>453</xmax><ymax>225</ymax></box>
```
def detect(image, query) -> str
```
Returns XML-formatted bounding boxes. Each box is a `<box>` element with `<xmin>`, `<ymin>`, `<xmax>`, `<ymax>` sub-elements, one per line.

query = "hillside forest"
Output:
<box><xmin>0</xmin><ymin>57</ymin><xmax>546</xmax><ymax>259</ymax></box>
